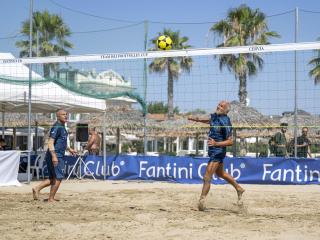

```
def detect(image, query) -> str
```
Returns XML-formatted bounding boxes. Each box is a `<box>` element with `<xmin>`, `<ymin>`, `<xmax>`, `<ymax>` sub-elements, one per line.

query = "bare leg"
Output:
<box><xmin>216</xmin><ymin>164</ymin><xmax>245</xmax><ymax>201</ymax></box>
<box><xmin>32</xmin><ymin>179</ymin><xmax>51</xmax><ymax>200</ymax></box>
<box><xmin>198</xmin><ymin>161</ymin><xmax>220</xmax><ymax>211</ymax></box>
<box><xmin>48</xmin><ymin>178</ymin><xmax>61</xmax><ymax>202</ymax></box>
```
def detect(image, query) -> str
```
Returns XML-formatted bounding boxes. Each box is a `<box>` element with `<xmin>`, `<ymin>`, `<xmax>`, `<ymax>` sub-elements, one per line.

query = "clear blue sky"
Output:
<box><xmin>0</xmin><ymin>0</ymin><xmax>320</xmax><ymax>115</ymax></box>
<box><xmin>1</xmin><ymin>0</ymin><xmax>320</xmax><ymax>54</ymax></box>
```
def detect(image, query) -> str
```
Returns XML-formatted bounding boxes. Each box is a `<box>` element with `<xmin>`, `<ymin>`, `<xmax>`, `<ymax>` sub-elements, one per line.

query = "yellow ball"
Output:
<box><xmin>157</xmin><ymin>35</ymin><xmax>173</xmax><ymax>50</ymax></box>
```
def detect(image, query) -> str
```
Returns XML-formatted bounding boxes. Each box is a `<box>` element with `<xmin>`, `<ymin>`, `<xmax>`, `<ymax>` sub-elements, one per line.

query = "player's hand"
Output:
<box><xmin>208</xmin><ymin>137</ymin><xmax>217</xmax><ymax>147</ymax></box>
<box><xmin>52</xmin><ymin>157</ymin><xmax>59</xmax><ymax>167</ymax></box>
<box><xmin>69</xmin><ymin>148</ymin><xmax>77</xmax><ymax>156</ymax></box>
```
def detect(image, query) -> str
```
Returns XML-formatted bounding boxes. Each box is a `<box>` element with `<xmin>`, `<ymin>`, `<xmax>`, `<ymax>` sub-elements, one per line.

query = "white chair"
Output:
<box><xmin>30</xmin><ymin>152</ymin><xmax>45</xmax><ymax>180</ymax></box>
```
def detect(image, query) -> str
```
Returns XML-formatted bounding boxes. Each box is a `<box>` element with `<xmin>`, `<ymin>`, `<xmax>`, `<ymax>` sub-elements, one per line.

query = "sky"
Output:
<box><xmin>0</xmin><ymin>0</ymin><xmax>320</xmax><ymax>115</ymax></box>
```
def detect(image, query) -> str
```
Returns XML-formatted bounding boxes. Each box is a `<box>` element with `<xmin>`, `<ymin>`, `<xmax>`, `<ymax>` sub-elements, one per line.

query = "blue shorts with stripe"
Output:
<box><xmin>46</xmin><ymin>152</ymin><xmax>65</xmax><ymax>180</ymax></box>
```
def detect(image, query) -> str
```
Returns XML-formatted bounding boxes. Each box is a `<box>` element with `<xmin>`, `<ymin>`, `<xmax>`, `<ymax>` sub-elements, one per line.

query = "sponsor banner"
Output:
<box><xmin>62</xmin><ymin>155</ymin><xmax>320</xmax><ymax>185</ymax></box>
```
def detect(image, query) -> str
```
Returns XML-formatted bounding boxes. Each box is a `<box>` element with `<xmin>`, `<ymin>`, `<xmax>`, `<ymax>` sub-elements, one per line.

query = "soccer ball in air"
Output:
<box><xmin>157</xmin><ymin>35</ymin><xmax>173</xmax><ymax>50</ymax></box>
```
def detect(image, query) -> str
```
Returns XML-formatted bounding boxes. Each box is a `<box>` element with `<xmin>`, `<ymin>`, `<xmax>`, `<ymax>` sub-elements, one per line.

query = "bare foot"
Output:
<box><xmin>237</xmin><ymin>188</ymin><xmax>245</xmax><ymax>201</ymax></box>
<box><xmin>198</xmin><ymin>198</ymin><xmax>206</xmax><ymax>211</ymax></box>
<box><xmin>32</xmin><ymin>188</ymin><xmax>39</xmax><ymax>200</ymax></box>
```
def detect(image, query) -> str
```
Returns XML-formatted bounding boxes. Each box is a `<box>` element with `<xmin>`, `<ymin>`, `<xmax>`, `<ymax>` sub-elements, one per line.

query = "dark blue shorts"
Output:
<box><xmin>46</xmin><ymin>155</ymin><xmax>65</xmax><ymax>180</ymax></box>
<box><xmin>208</xmin><ymin>152</ymin><xmax>225</xmax><ymax>163</ymax></box>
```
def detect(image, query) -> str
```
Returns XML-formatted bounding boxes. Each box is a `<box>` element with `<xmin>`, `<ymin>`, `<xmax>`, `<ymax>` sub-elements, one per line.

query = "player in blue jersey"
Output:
<box><xmin>189</xmin><ymin>101</ymin><xmax>245</xmax><ymax>211</ymax></box>
<box><xmin>32</xmin><ymin>109</ymin><xmax>76</xmax><ymax>202</ymax></box>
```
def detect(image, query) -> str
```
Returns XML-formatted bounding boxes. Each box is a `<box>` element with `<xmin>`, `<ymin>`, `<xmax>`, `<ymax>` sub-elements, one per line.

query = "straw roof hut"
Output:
<box><xmin>0</xmin><ymin>101</ymin><xmax>282</xmax><ymax>140</ymax></box>
<box><xmin>158</xmin><ymin>101</ymin><xmax>279</xmax><ymax>138</ymax></box>
<box><xmin>99</xmin><ymin>100</ymin><xmax>279</xmax><ymax>139</ymax></box>
<box><xmin>0</xmin><ymin>112</ymin><xmax>54</xmax><ymax>128</ymax></box>
<box><xmin>147</xmin><ymin>116</ymin><xmax>208</xmax><ymax>138</ymax></box>
<box><xmin>228</xmin><ymin>101</ymin><xmax>278</xmax><ymax>138</ymax></box>
<box><xmin>79</xmin><ymin>106</ymin><xmax>146</xmax><ymax>136</ymax></box>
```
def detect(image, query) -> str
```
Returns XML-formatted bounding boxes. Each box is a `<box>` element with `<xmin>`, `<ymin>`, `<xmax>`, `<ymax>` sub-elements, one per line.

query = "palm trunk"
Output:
<box><xmin>238</xmin><ymin>73</ymin><xmax>247</xmax><ymax>105</ymax></box>
<box><xmin>167</xmin><ymin>59</ymin><xmax>174</xmax><ymax>119</ymax></box>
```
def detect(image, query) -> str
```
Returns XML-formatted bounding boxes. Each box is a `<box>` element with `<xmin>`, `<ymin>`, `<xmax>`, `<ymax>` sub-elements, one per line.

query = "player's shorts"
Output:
<box><xmin>208</xmin><ymin>152</ymin><xmax>225</xmax><ymax>163</ymax></box>
<box><xmin>46</xmin><ymin>155</ymin><xmax>65</xmax><ymax>180</ymax></box>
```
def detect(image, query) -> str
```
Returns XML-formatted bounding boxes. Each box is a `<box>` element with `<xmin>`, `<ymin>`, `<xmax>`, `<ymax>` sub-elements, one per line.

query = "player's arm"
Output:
<box><xmin>307</xmin><ymin>140</ymin><xmax>312</xmax><ymax>158</ymax></box>
<box><xmin>188</xmin><ymin>116</ymin><xmax>210</xmax><ymax>124</ymax></box>
<box><xmin>307</xmin><ymin>146</ymin><xmax>312</xmax><ymax>158</ymax></box>
<box><xmin>296</xmin><ymin>141</ymin><xmax>306</xmax><ymax>148</ymax></box>
<box><xmin>48</xmin><ymin>137</ymin><xmax>58</xmax><ymax>166</ymax></box>
<box><xmin>66</xmin><ymin>146</ymin><xmax>77</xmax><ymax>156</ymax></box>
<box><xmin>208</xmin><ymin>136</ymin><xmax>233</xmax><ymax>147</ymax></box>
<box><xmin>86</xmin><ymin>135</ymin><xmax>95</xmax><ymax>150</ymax></box>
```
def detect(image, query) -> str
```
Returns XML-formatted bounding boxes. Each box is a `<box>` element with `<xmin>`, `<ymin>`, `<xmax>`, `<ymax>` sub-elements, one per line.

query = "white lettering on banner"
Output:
<box><xmin>96</xmin><ymin>161</ymin><xmax>101</xmax><ymax>177</ymax></box>
<box><xmin>84</xmin><ymin>161</ymin><xmax>95</xmax><ymax>176</ymax></box>
<box><xmin>263</xmin><ymin>164</ymin><xmax>272</xmax><ymax>180</ymax></box>
<box><xmin>140</xmin><ymin>161</ymin><xmax>148</xmax><ymax>177</ymax></box>
<box><xmin>229</xmin><ymin>164</ymin><xmax>241</xmax><ymax>180</ymax></box>
<box><xmin>271</xmin><ymin>169</ymin><xmax>282</xmax><ymax>181</ymax></box>
<box><xmin>296</xmin><ymin>165</ymin><xmax>302</xmax><ymax>182</ymax></box>
<box><xmin>263</xmin><ymin>164</ymin><xmax>320</xmax><ymax>182</ymax></box>
<box><xmin>166</xmin><ymin>163</ymin><xmax>172</xmax><ymax>177</ymax></box>
<box><xmin>139</xmin><ymin>161</ymin><xmax>193</xmax><ymax>179</ymax></box>
<box><xmin>198</xmin><ymin>163</ymin><xmax>207</xmax><ymax>179</ymax></box>
<box><xmin>111</xmin><ymin>162</ymin><xmax>120</xmax><ymax>176</ymax></box>
<box><xmin>89</xmin><ymin>160</ymin><xmax>121</xmax><ymax>177</ymax></box>
<box><xmin>66</xmin><ymin>163</ymin><xmax>78</xmax><ymax>176</ymax></box>
<box><xmin>310</xmin><ymin>170</ymin><xmax>320</xmax><ymax>181</ymax></box>
<box><xmin>199</xmin><ymin>163</ymin><xmax>241</xmax><ymax>180</ymax></box>
<box><xmin>283</xmin><ymin>169</ymin><xmax>294</xmax><ymax>182</ymax></box>
<box><xmin>157</xmin><ymin>166</ymin><xmax>165</xmax><ymax>177</ymax></box>
<box><xmin>146</xmin><ymin>166</ymin><xmax>155</xmax><ymax>177</ymax></box>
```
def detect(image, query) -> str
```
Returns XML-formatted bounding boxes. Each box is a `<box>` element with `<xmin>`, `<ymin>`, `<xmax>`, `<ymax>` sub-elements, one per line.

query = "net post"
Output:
<box><xmin>27</xmin><ymin>0</ymin><xmax>33</xmax><ymax>184</ymax></box>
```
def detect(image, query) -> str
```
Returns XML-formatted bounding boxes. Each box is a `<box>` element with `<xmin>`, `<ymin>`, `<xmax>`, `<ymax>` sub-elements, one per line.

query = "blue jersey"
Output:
<box><xmin>48</xmin><ymin>121</ymin><xmax>68</xmax><ymax>158</ymax></box>
<box><xmin>208</xmin><ymin>113</ymin><xmax>232</xmax><ymax>157</ymax></box>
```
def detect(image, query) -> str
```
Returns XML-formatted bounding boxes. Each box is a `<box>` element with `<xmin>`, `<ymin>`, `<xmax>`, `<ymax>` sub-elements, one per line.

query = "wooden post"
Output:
<box><xmin>13</xmin><ymin>127</ymin><xmax>16</xmax><ymax>150</ymax></box>
<box><xmin>116</xmin><ymin>127</ymin><xmax>120</xmax><ymax>154</ymax></box>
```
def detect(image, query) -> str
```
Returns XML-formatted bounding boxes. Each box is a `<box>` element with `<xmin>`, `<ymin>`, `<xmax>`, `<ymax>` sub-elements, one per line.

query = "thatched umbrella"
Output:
<box><xmin>147</xmin><ymin>118</ymin><xmax>207</xmax><ymax>138</ymax></box>
<box><xmin>0</xmin><ymin>112</ymin><xmax>54</xmax><ymax>128</ymax></box>
<box><xmin>0</xmin><ymin>112</ymin><xmax>54</xmax><ymax>150</ymax></box>
<box><xmin>181</xmin><ymin>101</ymin><xmax>278</xmax><ymax>138</ymax></box>
<box><xmin>77</xmin><ymin>105</ymin><xmax>145</xmax><ymax>135</ymax></box>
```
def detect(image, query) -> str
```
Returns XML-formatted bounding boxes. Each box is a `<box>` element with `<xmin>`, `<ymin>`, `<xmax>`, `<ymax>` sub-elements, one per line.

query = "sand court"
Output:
<box><xmin>0</xmin><ymin>180</ymin><xmax>320</xmax><ymax>240</ymax></box>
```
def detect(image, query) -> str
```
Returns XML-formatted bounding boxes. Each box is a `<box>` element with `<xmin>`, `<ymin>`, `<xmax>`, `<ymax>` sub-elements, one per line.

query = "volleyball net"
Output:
<box><xmin>0</xmin><ymin>41</ymin><xmax>319</xmax><ymax>155</ymax></box>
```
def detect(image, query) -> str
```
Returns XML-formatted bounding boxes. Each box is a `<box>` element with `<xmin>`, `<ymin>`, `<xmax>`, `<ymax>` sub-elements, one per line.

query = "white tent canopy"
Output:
<box><xmin>0</xmin><ymin>52</ymin><xmax>106</xmax><ymax>113</ymax></box>
<box><xmin>0</xmin><ymin>81</ymin><xmax>106</xmax><ymax>113</ymax></box>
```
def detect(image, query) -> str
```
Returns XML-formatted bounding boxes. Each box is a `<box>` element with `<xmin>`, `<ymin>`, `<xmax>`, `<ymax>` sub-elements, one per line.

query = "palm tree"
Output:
<box><xmin>211</xmin><ymin>4</ymin><xmax>280</xmax><ymax>105</ymax></box>
<box><xmin>149</xmin><ymin>29</ymin><xmax>193</xmax><ymax>119</ymax></box>
<box><xmin>16</xmin><ymin>10</ymin><xmax>73</xmax><ymax>78</ymax></box>
<box><xmin>308</xmin><ymin>50</ymin><xmax>320</xmax><ymax>85</ymax></box>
